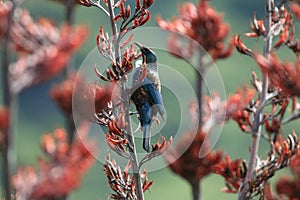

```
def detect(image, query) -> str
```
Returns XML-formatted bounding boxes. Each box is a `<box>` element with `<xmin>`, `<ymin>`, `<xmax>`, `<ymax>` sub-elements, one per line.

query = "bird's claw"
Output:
<box><xmin>152</xmin><ymin>117</ymin><xmax>160</xmax><ymax>124</ymax></box>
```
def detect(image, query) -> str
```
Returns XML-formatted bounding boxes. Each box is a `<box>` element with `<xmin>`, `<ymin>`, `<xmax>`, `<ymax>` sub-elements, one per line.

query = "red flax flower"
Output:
<box><xmin>275</xmin><ymin>145</ymin><xmax>300</xmax><ymax>199</ymax></box>
<box><xmin>95</xmin><ymin>32</ymin><xmax>137</xmax><ymax>82</ymax></box>
<box><xmin>213</xmin><ymin>155</ymin><xmax>246</xmax><ymax>193</ymax></box>
<box><xmin>139</xmin><ymin>136</ymin><xmax>173</xmax><ymax>168</ymax></box>
<box><xmin>67</xmin><ymin>73</ymin><xmax>116</xmax><ymax>121</ymax></box>
<box><xmin>0</xmin><ymin>0</ymin><xmax>12</xmax><ymax>38</ymax></box>
<box><xmin>76</xmin><ymin>0</ymin><xmax>92</xmax><ymax>7</ymax></box>
<box><xmin>9</xmin><ymin>8</ymin><xmax>88</xmax><ymax>94</ymax></box>
<box><xmin>203</xmin><ymin>87</ymin><xmax>255</xmax><ymax>132</ymax></box>
<box><xmin>12</xmin><ymin>124</ymin><xmax>95</xmax><ymax>200</ymax></box>
<box><xmin>165</xmin><ymin>129</ymin><xmax>222</xmax><ymax>189</ymax></box>
<box><xmin>216</xmin><ymin>133</ymin><xmax>299</xmax><ymax>198</ymax></box>
<box><xmin>233</xmin><ymin>35</ymin><xmax>253</xmax><ymax>56</ymax></box>
<box><xmin>51</xmin><ymin>0</ymin><xmax>92</xmax><ymax>7</ymax></box>
<box><xmin>276</xmin><ymin>175</ymin><xmax>300</xmax><ymax>199</ymax></box>
<box><xmin>103</xmin><ymin>155</ymin><xmax>154</xmax><ymax>199</ymax></box>
<box><xmin>50</xmin><ymin>74</ymin><xmax>78</xmax><ymax>117</ymax></box>
<box><xmin>51</xmin><ymin>73</ymin><xmax>115</xmax><ymax>122</ymax></box>
<box><xmin>290</xmin><ymin>3</ymin><xmax>300</xmax><ymax>21</ymax></box>
<box><xmin>244</xmin><ymin>13</ymin><xmax>266</xmax><ymax>38</ymax></box>
<box><xmin>255</xmin><ymin>53</ymin><xmax>300</xmax><ymax>97</ymax></box>
<box><xmin>157</xmin><ymin>0</ymin><xmax>233</xmax><ymax>60</ymax></box>
<box><xmin>105</xmin><ymin>119</ymin><xmax>128</xmax><ymax>156</ymax></box>
<box><xmin>251</xmin><ymin>133</ymin><xmax>299</xmax><ymax>198</ymax></box>
<box><xmin>82</xmin><ymin>81</ymin><xmax>116</xmax><ymax>124</ymax></box>
<box><xmin>0</xmin><ymin>107</ymin><xmax>9</xmax><ymax>152</ymax></box>
<box><xmin>225</xmin><ymin>86</ymin><xmax>255</xmax><ymax>132</ymax></box>
<box><xmin>0</xmin><ymin>107</ymin><xmax>9</xmax><ymax>133</ymax></box>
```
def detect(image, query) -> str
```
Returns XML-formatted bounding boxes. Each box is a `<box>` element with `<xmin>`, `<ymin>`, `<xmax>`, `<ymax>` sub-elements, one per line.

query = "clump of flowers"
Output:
<box><xmin>12</xmin><ymin>124</ymin><xmax>95</xmax><ymax>200</ymax></box>
<box><xmin>2</xmin><ymin>5</ymin><xmax>88</xmax><ymax>94</ymax></box>
<box><xmin>204</xmin><ymin>87</ymin><xmax>256</xmax><ymax>132</ymax></box>
<box><xmin>103</xmin><ymin>155</ymin><xmax>156</xmax><ymax>199</ymax></box>
<box><xmin>255</xmin><ymin>53</ymin><xmax>300</xmax><ymax>97</ymax></box>
<box><xmin>276</xmin><ymin>151</ymin><xmax>300</xmax><ymax>198</ymax></box>
<box><xmin>165</xmin><ymin>129</ymin><xmax>222</xmax><ymax>189</ymax></box>
<box><xmin>157</xmin><ymin>0</ymin><xmax>233</xmax><ymax>60</ymax></box>
<box><xmin>51</xmin><ymin>73</ymin><xmax>115</xmax><ymax>121</ymax></box>
<box><xmin>214</xmin><ymin>156</ymin><xmax>246</xmax><ymax>193</ymax></box>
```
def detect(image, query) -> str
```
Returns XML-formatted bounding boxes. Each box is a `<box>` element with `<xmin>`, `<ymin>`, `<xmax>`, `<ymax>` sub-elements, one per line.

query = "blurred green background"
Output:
<box><xmin>1</xmin><ymin>0</ymin><xmax>300</xmax><ymax>199</ymax></box>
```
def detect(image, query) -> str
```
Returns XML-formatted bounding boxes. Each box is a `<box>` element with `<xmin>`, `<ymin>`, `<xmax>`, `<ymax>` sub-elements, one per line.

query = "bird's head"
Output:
<box><xmin>135</xmin><ymin>42</ymin><xmax>157</xmax><ymax>64</ymax></box>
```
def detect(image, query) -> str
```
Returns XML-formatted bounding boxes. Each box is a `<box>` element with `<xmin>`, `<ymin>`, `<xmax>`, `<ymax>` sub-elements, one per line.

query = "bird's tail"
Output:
<box><xmin>143</xmin><ymin>125</ymin><xmax>151</xmax><ymax>152</ymax></box>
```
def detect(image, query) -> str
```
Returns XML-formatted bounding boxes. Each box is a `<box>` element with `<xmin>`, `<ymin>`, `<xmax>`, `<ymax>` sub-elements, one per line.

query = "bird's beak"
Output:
<box><xmin>134</xmin><ymin>42</ymin><xmax>143</xmax><ymax>50</ymax></box>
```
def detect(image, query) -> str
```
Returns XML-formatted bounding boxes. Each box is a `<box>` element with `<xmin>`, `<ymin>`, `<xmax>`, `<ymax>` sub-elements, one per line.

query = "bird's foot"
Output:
<box><xmin>152</xmin><ymin>117</ymin><xmax>160</xmax><ymax>124</ymax></box>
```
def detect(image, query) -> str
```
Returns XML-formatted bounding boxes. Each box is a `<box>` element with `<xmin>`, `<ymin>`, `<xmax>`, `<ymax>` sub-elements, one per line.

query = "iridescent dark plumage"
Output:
<box><xmin>131</xmin><ymin>43</ymin><xmax>165</xmax><ymax>152</ymax></box>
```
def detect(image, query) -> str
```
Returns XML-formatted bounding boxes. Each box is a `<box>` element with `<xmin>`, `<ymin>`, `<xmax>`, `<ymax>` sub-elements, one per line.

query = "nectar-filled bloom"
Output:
<box><xmin>51</xmin><ymin>0</ymin><xmax>92</xmax><ymax>7</ymax></box>
<box><xmin>214</xmin><ymin>155</ymin><xmax>246</xmax><ymax>193</ymax></box>
<box><xmin>253</xmin><ymin>133</ymin><xmax>299</xmax><ymax>198</ymax></box>
<box><xmin>103</xmin><ymin>155</ymin><xmax>154</xmax><ymax>199</ymax></box>
<box><xmin>76</xmin><ymin>0</ymin><xmax>92</xmax><ymax>7</ymax></box>
<box><xmin>275</xmin><ymin>141</ymin><xmax>300</xmax><ymax>199</ymax></box>
<box><xmin>0</xmin><ymin>107</ymin><xmax>9</xmax><ymax>149</ymax></box>
<box><xmin>0</xmin><ymin>0</ymin><xmax>12</xmax><ymax>38</ymax></box>
<box><xmin>12</xmin><ymin>124</ymin><xmax>95</xmax><ymax>200</ymax></box>
<box><xmin>276</xmin><ymin>151</ymin><xmax>300</xmax><ymax>199</ymax></box>
<box><xmin>50</xmin><ymin>74</ymin><xmax>77</xmax><ymax>117</ymax></box>
<box><xmin>83</xmin><ymin>81</ymin><xmax>116</xmax><ymax>121</ymax></box>
<box><xmin>157</xmin><ymin>0</ymin><xmax>233</xmax><ymax>60</ymax></box>
<box><xmin>255</xmin><ymin>53</ymin><xmax>300</xmax><ymax>97</ymax></box>
<box><xmin>165</xmin><ymin>129</ymin><xmax>222</xmax><ymax>185</ymax></box>
<box><xmin>225</xmin><ymin>86</ymin><xmax>255</xmax><ymax>132</ymax></box>
<box><xmin>51</xmin><ymin>73</ymin><xmax>115</xmax><ymax>121</ymax></box>
<box><xmin>244</xmin><ymin>13</ymin><xmax>266</xmax><ymax>38</ymax></box>
<box><xmin>290</xmin><ymin>150</ymin><xmax>300</xmax><ymax>175</ymax></box>
<box><xmin>95</xmin><ymin>30</ymin><xmax>137</xmax><ymax>82</ymax></box>
<box><xmin>0</xmin><ymin>107</ymin><xmax>9</xmax><ymax>132</ymax></box>
<box><xmin>215</xmin><ymin>133</ymin><xmax>299</xmax><ymax>197</ymax></box>
<box><xmin>233</xmin><ymin>35</ymin><xmax>253</xmax><ymax>56</ymax></box>
<box><xmin>290</xmin><ymin>4</ymin><xmax>300</xmax><ymax>21</ymax></box>
<box><xmin>142</xmin><ymin>0</ymin><xmax>154</xmax><ymax>9</ymax></box>
<box><xmin>8</xmin><ymin>8</ymin><xmax>88</xmax><ymax>94</ymax></box>
<box><xmin>203</xmin><ymin>87</ymin><xmax>255</xmax><ymax>132</ymax></box>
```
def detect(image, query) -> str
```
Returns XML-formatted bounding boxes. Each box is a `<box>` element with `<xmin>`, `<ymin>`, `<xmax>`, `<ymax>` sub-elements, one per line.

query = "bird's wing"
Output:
<box><xmin>141</xmin><ymin>78</ymin><xmax>166</xmax><ymax>121</ymax></box>
<box><xmin>141</xmin><ymin>78</ymin><xmax>163</xmax><ymax>105</ymax></box>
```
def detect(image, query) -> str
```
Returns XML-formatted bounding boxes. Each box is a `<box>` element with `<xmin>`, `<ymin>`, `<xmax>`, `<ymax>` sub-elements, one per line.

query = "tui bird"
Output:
<box><xmin>131</xmin><ymin>43</ymin><xmax>165</xmax><ymax>152</ymax></box>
